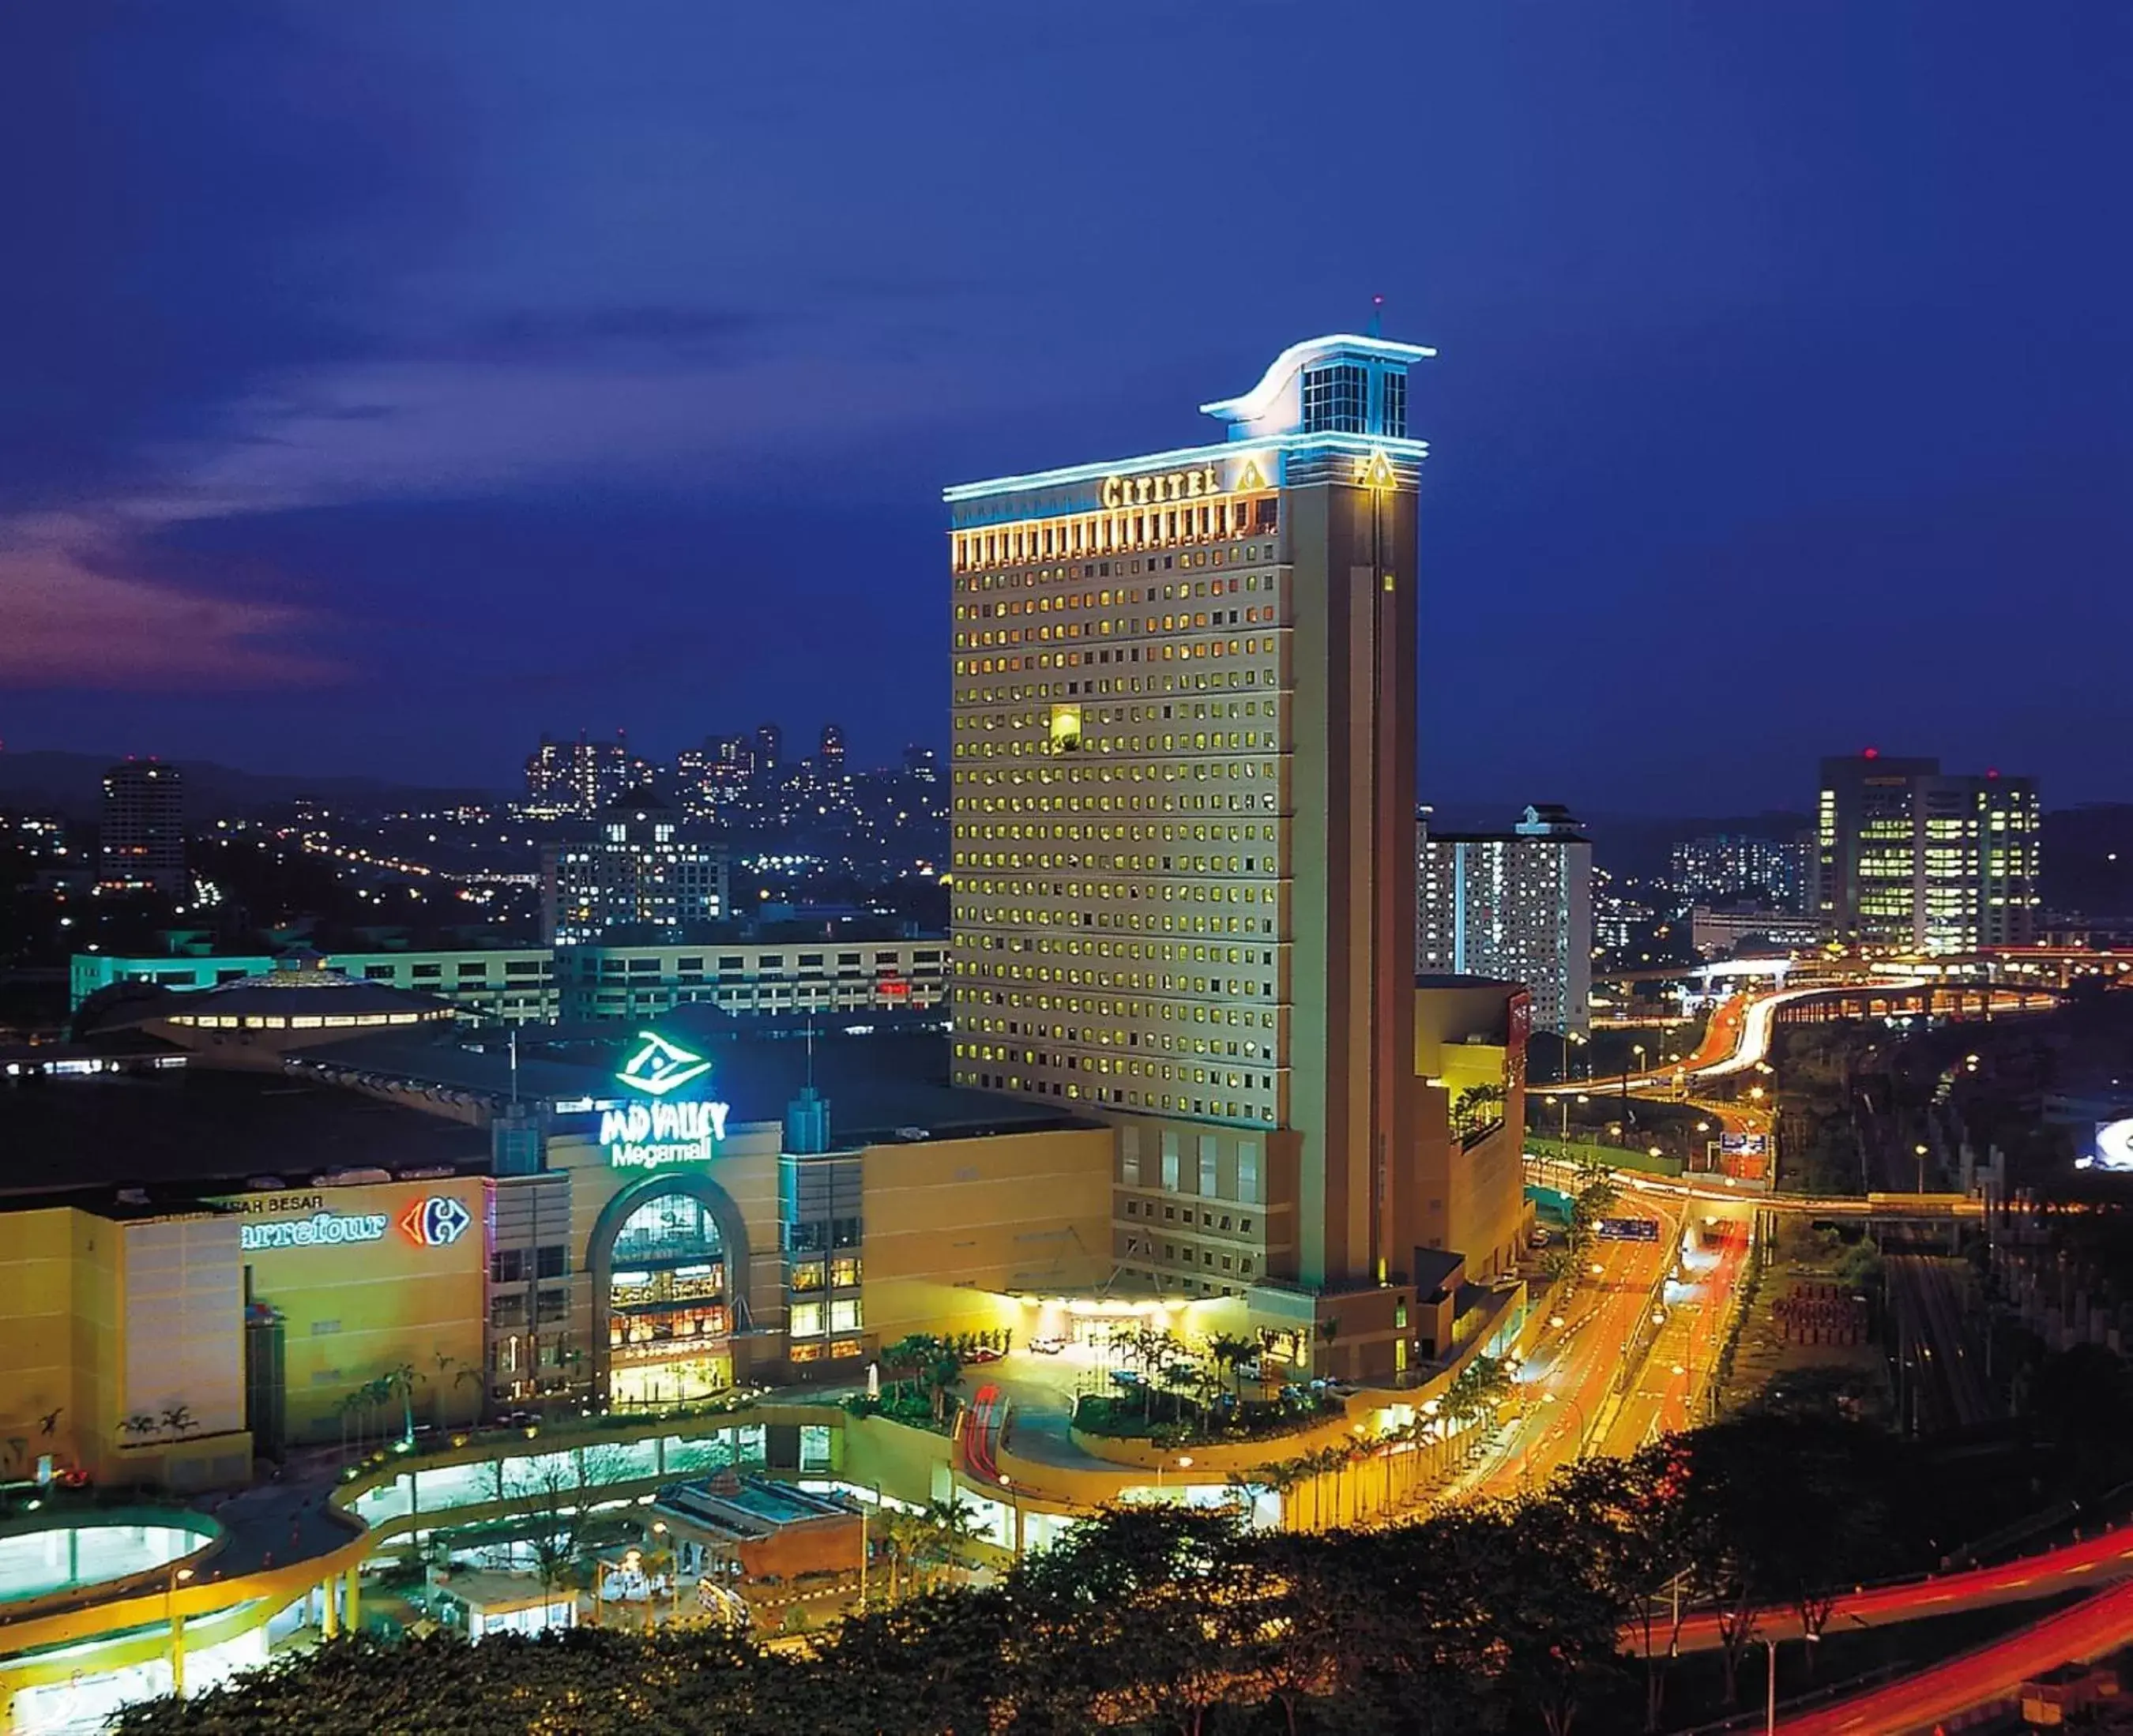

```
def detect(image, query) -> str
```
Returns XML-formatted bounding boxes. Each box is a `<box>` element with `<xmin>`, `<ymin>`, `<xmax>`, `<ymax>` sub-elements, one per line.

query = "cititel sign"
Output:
<box><xmin>603</xmin><ymin>1032</ymin><xmax>732</xmax><ymax>1169</ymax></box>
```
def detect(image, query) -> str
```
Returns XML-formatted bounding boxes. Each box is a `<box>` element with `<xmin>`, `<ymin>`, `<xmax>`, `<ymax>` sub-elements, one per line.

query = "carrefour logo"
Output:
<box><xmin>401</xmin><ymin>1194</ymin><xmax>472</xmax><ymax>1248</ymax></box>
<box><xmin>618</xmin><ymin>1031</ymin><xmax>713</xmax><ymax>1098</ymax></box>
<box><xmin>235</xmin><ymin>1195</ymin><xmax>470</xmax><ymax>1253</ymax></box>
<box><xmin>239</xmin><ymin>1212</ymin><xmax>388</xmax><ymax>1253</ymax></box>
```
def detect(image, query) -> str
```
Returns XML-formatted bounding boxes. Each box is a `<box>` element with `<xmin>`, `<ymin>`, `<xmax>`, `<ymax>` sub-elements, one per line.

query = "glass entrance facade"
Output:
<box><xmin>608</xmin><ymin>1194</ymin><xmax>732</xmax><ymax>1406</ymax></box>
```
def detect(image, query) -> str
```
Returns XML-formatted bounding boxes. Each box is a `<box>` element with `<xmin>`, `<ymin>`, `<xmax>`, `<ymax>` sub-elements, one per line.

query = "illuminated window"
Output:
<box><xmin>790</xmin><ymin>1302</ymin><xmax>825</xmax><ymax>1338</ymax></box>
<box><xmin>1302</xmin><ymin>362</ymin><xmax>1368</xmax><ymax>434</ymax></box>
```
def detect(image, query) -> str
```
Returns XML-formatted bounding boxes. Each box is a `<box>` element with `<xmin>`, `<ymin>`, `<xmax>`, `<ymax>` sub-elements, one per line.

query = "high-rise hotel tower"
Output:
<box><xmin>947</xmin><ymin>336</ymin><xmax>1482</xmax><ymax>1346</ymax></box>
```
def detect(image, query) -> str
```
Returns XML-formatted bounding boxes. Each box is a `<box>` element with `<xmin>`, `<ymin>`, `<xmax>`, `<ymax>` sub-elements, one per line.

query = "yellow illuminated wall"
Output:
<box><xmin>228</xmin><ymin>1178</ymin><xmax>489</xmax><ymax>1444</ymax></box>
<box><xmin>1413</xmin><ymin>983</ymin><xmax>1528</xmax><ymax>1281</ymax></box>
<box><xmin>0</xmin><ymin>1208</ymin><xmax>121</xmax><ymax>1482</ymax></box>
<box><xmin>860</xmin><ymin>1125</ymin><xmax>1113</xmax><ymax>1345</ymax></box>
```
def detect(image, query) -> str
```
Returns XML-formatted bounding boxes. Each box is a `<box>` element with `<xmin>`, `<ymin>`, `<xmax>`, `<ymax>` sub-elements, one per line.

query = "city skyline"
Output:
<box><xmin>2</xmin><ymin>5</ymin><xmax>2128</xmax><ymax>810</ymax></box>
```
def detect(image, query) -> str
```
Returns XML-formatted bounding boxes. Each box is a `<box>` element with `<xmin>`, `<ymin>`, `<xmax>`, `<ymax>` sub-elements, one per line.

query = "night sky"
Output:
<box><xmin>2</xmin><ymin>3</ymin><xmax>2127</xmax><ymax>811</ymax></box>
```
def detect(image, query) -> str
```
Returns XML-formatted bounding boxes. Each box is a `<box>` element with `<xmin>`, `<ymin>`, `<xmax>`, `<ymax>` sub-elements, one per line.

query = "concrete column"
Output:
<box><xmin>321</xmin><ymin>1578</ymin><xmax>339</xmax><ymax>1638</ymax></box>
<box><xmin>344</xmin><ymin>1565</ymin><xmax>361</xmax><ymax>1636</ymax></box>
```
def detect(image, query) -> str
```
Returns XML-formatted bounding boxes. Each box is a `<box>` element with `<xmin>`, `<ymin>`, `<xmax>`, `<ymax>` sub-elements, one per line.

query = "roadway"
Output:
<box><xmin>1669</xmin><ymin>1520</ymin><xmax>2133</xmax><ymax>1654</ymax></box>
<box><xmin>1779</xmin><ymin>1572</ymin><xmax>2133</xmax><ymax>1734</ymax></box>
<box><xmin>1596</xmin><ymin>1209</ymin><xmax>1755</xmax><ymax>1454</ymax></box>
<box><xmin>1452</xmin><ymin>1193</ymin><xmax>1684</xmax><ymax>1501</ymax></box>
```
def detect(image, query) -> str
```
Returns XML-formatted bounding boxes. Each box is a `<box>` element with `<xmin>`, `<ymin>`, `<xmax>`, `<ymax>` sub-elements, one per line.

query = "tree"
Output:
<box><xmin>506</xmin><ymin>1445</ymin><xmax>637</xmax><ymax>1606</ymax></box>
<box><xmin>915</xmin><ymin>1496</ymin><xmax>988</xmax><ymax>1592</ymax></box>
<box><xmin>1207</xmin><ymin>1333</ymin><xmax>1258</xmax><ymax>1402</ymax></box>
<box><xmin>1559</xmin><ymin>1444</ymin><xmax>1701</xmax><ymax>1730</ymax></box>
<box><xmin>382</xmin><ymin>1362</ymin><xmax>419</xmax><ymax>1446</ymax></box>
<box><xmin>1443</xmin><ymin>1354</ymin><xmax>1513</xmax><ymax>1429</ymax></box>
<box><xmin>1488</xmin><ymin>1496</ymin><xmax>1631</xmax><ymax>1736</ymax></box>
<box><xmin>1315</xmin><ymin>1316</ymin><xmax>1341</xmax><ymax>1380</ymax></box>
<box><xmin>157</xmin><ymin>1403</ymin><xmax>196</xmax><ymax>1441</ymax></box>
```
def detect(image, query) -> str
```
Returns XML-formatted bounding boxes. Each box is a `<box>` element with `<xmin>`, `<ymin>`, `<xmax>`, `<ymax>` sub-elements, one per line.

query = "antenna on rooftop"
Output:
<box><xmin>1368</xmin><ymin>294</ymin><xmax>1384</xmax><ymax>338</ymax></box>
<box><xmin>509</xmin><ymin>1025</ymin><xmax>520</xmax><ymax>1107</ymax></box>
<box><xmin>805</xmin><ymin>1018</ymin><xmax>815</xmax><ymax>1092</ymax></box>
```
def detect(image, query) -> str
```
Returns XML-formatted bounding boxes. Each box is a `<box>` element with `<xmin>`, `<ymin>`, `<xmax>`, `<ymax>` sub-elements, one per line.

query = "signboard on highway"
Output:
<box><xmin>1720</xmin><ymin>1133</ymin><xmax>1770</xmax><ymax>1155</ymax></box>
<box><xmin>1597</xmin><ymin>1218</ymin><xmax>1661</xmax><ymax>1242</ymax></box>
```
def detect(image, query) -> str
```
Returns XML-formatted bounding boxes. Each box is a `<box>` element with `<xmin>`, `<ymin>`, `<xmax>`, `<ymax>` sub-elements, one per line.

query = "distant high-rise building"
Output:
<box><xmin>1669</xmin><ymin>832</ymin><xmax>1805</xmax><ymax>910</ymax></box>
<box><xmin>818</xmin><ymin>723</ymin><xmax>846</xmax><ymax>779</ymax></box>
<box><xmin>98</xmin><ymin>761</ymin><xmax>186</xmax><ymax>894</ymax></box>
<box><xmin>540</xmin><ymin>792</ymin><xmax>730</xmax><ymax>945</ymax></box>
<box><xmin>525</xmin><ymin>731</ymin><xmax>639</xmax><ymax>817</ymax></box>
<box><xmin>946</xmin><ymin>333</ymin><xmax>1525</xmax><ymax>1347</ymax></box>
<box><xmin>902</xmin><ymin>745</ymin><xmax>938</xmax><ymax>783</ymax></box>
<box><xmin>754</xmin><ymin>723</ymin><xmax>783</xmax><ymax>779</ymax></box>
<box><xmin>672</xmin><ymin>735</ymin><xmax>753</xmax><ymax>816</ymax></box>
<box><xmin>1416</xmin><ymin>805</ymin><xmax>1593</xmax><ymax>1038</ymax></box>
<box><xmin>1816</xmin><ymin>752</ymin><xmax>2040</xmax><ymax>952</ymax></box>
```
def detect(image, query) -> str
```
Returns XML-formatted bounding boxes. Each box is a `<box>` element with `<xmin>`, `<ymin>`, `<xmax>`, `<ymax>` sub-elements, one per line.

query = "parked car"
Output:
<box><xmin>1029</xmin><ymin>1336</ymin><xmax>1067</xmax><ymax>1355</ymax></box>
<box><xmin>1528</xmin><ymin>1227</ymin><xmax>1553</xmax><ymax>1249</ymax></box>
<box><xmin>965</xmin><ymin>1345</ymin><xmax>1004</xmax><ymax>1366</ymax></box>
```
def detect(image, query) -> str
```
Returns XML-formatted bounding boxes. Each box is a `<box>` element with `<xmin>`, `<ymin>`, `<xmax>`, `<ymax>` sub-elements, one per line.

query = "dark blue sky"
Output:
<box><xmin>2</xmin><ymin>2</ymin><xmax>2127</xmax><ymax>810</ymax></box>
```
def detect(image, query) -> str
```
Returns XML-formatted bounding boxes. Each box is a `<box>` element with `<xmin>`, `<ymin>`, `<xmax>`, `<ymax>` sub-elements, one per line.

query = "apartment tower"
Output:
<box><xmin>946</xmin><ymin>335</ymin><xmax>1439</xmax><ymax>1338</ymax></box>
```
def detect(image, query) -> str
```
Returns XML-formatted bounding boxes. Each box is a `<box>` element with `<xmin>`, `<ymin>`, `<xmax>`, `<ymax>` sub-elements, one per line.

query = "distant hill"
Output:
<box><xmin>0</xmin><ymin>750</ymin><xmax>499</xmax><ymax>821</ymax></box>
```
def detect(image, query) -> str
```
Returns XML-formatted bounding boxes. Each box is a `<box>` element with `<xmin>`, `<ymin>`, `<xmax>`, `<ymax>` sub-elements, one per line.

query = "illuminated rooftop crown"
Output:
<box><xmin>1198</xmin><ymin>333</ymin><xmax>1436</xmax><ymax>443</ymax></box>
<box><xmin>943</xmin><ymin>332</ymin><xmax>1435</xmax><ymax>513</ymax></box>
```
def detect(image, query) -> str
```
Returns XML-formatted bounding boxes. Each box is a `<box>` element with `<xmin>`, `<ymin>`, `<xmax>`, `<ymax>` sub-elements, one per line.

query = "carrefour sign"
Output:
<box><xmin>235</xmin><ymin>1195</ymin><xmax>470</xmax><ymax>1253</ymax></box>
<box><xmin>604</xmin><ymin>1032</ymin><xmax>731</xmax><ymax>1170</ymax></box>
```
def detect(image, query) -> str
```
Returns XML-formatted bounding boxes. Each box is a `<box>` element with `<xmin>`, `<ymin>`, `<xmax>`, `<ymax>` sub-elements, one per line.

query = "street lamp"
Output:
<box><xmin>1155</xmin><ymin>1452</ymin><xmax>1194</xmax><ymax>1494</ymax></box>
<box><xmin>1915</xmin><ymin>1142</ymin><xmax>1930</xmax><ymax>1193</ymax></box>
<box><xmin>167</xmin><ymin>1565</ymin><xmax>194</xmax><ymax>1698</ymax></box>
<box><xmin>652</xmin><ymin>1521</ymin><xmax>679</xmax><ymax>1626</ymax></box>
<box><xmin>1762</xmin><ymin>1632</ymin><xmax>1817</xmax><ymax>1734</ymax></box>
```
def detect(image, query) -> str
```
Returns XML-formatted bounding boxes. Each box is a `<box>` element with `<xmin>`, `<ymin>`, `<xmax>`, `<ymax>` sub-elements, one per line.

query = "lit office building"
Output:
<box><xmin>541</xmin><ymin>794</ymin><xmax>730</xmax><ymax>946</ymax></box>
<box><xmin>98</xmin><ymin>760</ymin><xmax>186</xmax><ymax>894</ymax></box>
<box><xmin>945</xmin><ymin>334</ymin><xmax>1528</xmax><ymax>1370</ymax></box>
<box><xmin>1816</xmin><ymin>752</ymin><xmax>2041</xmax><ymax>952</ymax></box>
<box><xmin>1416</xmin><ymin>805</ymin><xmax>1593</xmax><ymax>1038</ymax></box>
<box><xmin>818</xmin><ymin>723</ymin><xmax>847</xmax><ymax>780</ymax></box>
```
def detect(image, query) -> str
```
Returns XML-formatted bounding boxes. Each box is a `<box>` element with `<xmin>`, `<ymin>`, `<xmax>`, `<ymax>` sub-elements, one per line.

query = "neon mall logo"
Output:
<box><xmin>600</xmin><ymin>1099</ymin><xmax>730</xmax><ymax>1169</ymax></box>
<box><xmin>617</xmin><ymin>1031</ymin><xmax>713</xmax><ymax>1098</ymax></box>
<box><xmin>400</xmin><ymin>1194</ymin><xmax>472</xmax><ymax>1248</ymax></box>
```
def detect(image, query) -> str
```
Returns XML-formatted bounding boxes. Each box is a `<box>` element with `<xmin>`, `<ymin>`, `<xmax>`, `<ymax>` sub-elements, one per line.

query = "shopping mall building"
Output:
<box><xmin>2</xmin><ymin>962</ymin><xmax>1113</xmax><ymax>1494</ymax></box>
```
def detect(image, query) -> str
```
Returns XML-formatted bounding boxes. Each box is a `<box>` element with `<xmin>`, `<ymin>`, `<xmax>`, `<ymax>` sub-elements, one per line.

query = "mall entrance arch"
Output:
<box><xmin>586</xmin><ymin>1170</ymin><xmax>754</xmax><ymax>1409</ymax></box>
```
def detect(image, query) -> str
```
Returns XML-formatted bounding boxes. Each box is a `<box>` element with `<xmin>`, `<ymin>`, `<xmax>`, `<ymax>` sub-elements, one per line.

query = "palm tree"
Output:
<box><xmin>384</xmin><ymin>1362</ymin><xmax>420</xmax><ymax>1445</ymax></box>
<box><xmin>1208</xmin><ymin>1334</ymin><xmax>1258</xmax><ymax>1402</ymax></box>
<box><xmin>1315</xmin><ymin>1316</ymin><xmax>1341</xmax><ymax>1381</ymax></box>
<box><xmin>158</xmin><ymin>1402</ymin><xmax>195</xmax><ymax>1441</ymax></box>
<box><xmin>118</xmin><ymin>1412</ymin><xmax>157</xmax><ymax>1447</ymax></box>
<box><xmin>918</xmin><ymin>1497</ymin><xmax>987</xmax><ymax>1591</ymax></box>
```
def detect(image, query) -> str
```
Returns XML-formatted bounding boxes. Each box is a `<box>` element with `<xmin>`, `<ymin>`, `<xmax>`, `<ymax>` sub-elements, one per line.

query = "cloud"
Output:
<box><xmin>0</xmin><ymin>519</ymin><xmax>338</xmax><ymax>690</ymax></box>
<box><xmin>450</xmin><ymin>304</ymin><xmax>762</xmax><ymax>365</ymax></box>
<box><xmin>0</xmin><ymin>6</ymin><xmax>446</xmax><ymax>513</ymax></box>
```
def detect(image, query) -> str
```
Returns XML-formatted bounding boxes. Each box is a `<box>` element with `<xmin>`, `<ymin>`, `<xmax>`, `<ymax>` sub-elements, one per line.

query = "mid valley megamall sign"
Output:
<box><xmin>602</xmin><ymin>1032</ymin><xmax>732</xmax><ymax>1170</ymax></box>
